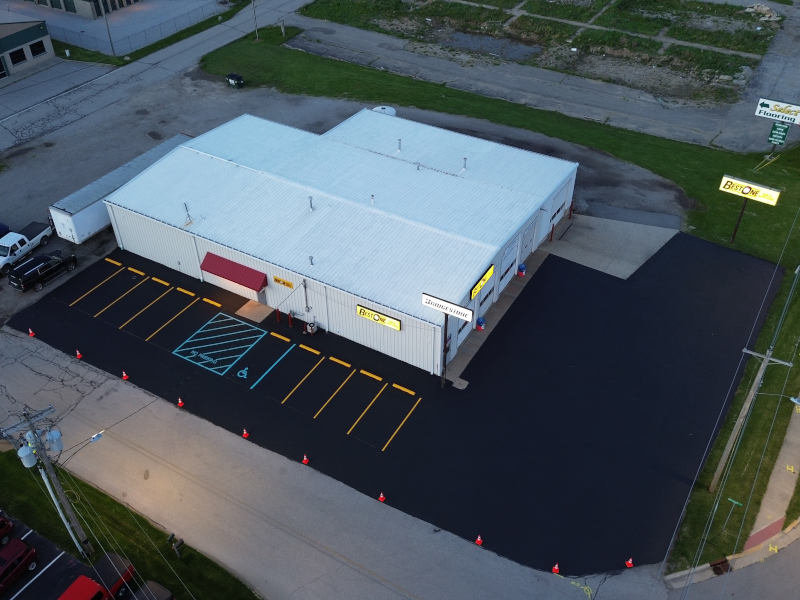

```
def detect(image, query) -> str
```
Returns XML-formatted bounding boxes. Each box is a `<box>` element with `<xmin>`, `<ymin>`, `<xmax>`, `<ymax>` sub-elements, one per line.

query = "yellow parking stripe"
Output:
<box><xmin>299</xmin><ymin>344</ymin><xmax>320</xmax><ymax>355</ymax></box>
<box><xmin>328</xmin><ymin>356</ymin><xmax>351</xmax><ymax>368</ymax></box>
<box><xmin>382</xmin><ymin>397</ymin><xmax>422</xmax><ymax>452</ymax></box>
<box><xmin>146</xmin><ymin>297</ymin><xmax>199</xmax><ymax>342</ymax></box>
<box><xmin>281</xmin><ymin>356</ymin><xmax>325</xmax><ymax>405</ymax></box>
<box><xmin>119</xmin><ymin>287</ymin><xmax>173</xmax><ymax>330</ymax></box>
<box><xmin>203</xmin><ymin>298</ymin><xmax>221</xmax><ymax>307</ymax></box>
<box><xmin>151</xmin><ymin>277</ymin><xmax>169</xmax><ymax>286</ymax></box>
<box><xmin>177</xmin><ymin>287</ymin><xmax>195</xmax><ymax>296</ymax></box>
<box><xmin>94</xmin><ymin>277</ymin><xmax>150</xmax><ymax>317</ymax></box>
<box><xmin>392</xmin><ymin>383</ymin><xmax>415</xmax><ymax>396</ymax></box>
<box><xmin>348</xmin><ymin>383</ymin><xmax>388</xmax><ymax>435</ymax></box>
<box><xmin>127</xmin><ymin>267</ymin><xmax>145</xmax><ymax>276</ymax></box>
<box><xmin>270</xmin><ymin>332</ymin><xmax>291</xmax><ymax>342</ymax></box>
<box><xmin>359</xmin><ymin>369</ymin><xmax>382</xmax><ymax>381</ymax></box>
<box><xmin>314</xmin><ymin>369</ymin><xmax>356</xmax><ymax>419</ymax></box>
<box><xmin>70</xmin><ymin>266</ymin><xmax>125</xmax><ymax>307</ymax></box>
<box><xmin>104</xmin><ymin>258</ymin><xmax>122</xmax><ymax>266</ymax></box>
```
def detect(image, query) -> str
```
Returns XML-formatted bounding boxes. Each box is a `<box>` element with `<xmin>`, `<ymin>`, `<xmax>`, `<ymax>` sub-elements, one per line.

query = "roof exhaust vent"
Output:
<box><xmin>309</xmin><ymin>196</ymin><xmax>314</xmax><ymax>212</ymax></box>
<box><xmin>463</xmin><ymin>157</ymin><xmax>467</xmax><ymax>170</ymax></box>
<box><xmin>309</xmin><ymin>255</ymin><xmax>314</xmax><ymax>266</ymax></box>
<box><xmin>397</xmin><ymin>138</ymin><xmax>402</xmax><ymax>152</ymax></box>
<box><xmin>416</xmin><ymin>162</ymin><xmax>420</xmax><ymax>171</ymax></box>
<box><xmin>371</xmin><ymin>194</ymin><xmax>374</xmax><ymax>206</ymax></box>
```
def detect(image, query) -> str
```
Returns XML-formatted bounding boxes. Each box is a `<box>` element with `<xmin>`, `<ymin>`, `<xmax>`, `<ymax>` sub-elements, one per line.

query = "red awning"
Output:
<box><xmin>200</xmin><ymin>253</ymin><xmax>267</xmax><ymax>291</ymax></box>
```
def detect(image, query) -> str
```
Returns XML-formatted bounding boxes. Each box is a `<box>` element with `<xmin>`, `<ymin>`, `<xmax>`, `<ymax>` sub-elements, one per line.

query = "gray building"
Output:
<box><xmin>104</xmin><ymin>110</ymin><xmax>578</xmax><ymax>375</ymax></box>
<box><xmin>0</xmin><ymin>11</ymin><xmax>53</xmax><ymax>81</ymax></box>
<box><xmin>23</xmin><ymin>0</ymin><xmax>140</xmax><ymax>20</ymax></box>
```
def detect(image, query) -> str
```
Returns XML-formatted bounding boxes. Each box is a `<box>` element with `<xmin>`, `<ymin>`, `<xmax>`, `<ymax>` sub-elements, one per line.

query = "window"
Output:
<box><xmin>51</xmin><ymin>0</ymin><xmax>63</xmax><ymax>8</ymax></box>
<box><xmin>9</xmin><ymin>49</ymin><xmax>26</xmax><ymax>65</ymax></box>
<box><xmin>0</xmin><ymin>58</ymin><xmax>6</xmax><ymax>80</ymax></box>
<box><xmin>64</xmin><ymin>0</ymin><xmax>76</xmax><ymax>13</ymax></box>
<box><xmin>29</xmin><ymin>41</ymin><xmax>46</xmax><ymax>57</ymax></box>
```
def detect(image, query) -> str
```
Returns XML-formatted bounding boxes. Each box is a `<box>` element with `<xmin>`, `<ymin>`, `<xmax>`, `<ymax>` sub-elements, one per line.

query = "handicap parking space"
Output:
<box><xmin>10</xmin><ymin>235</ymin><xmax>780</xmax><ymax>575</ymax></box>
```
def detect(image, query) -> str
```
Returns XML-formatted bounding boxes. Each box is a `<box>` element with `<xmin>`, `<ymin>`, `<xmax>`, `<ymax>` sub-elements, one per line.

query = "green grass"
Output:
<box><xmin>667</xmin><ymin>23</ymin><xmax>776</xmax><ymax>55</ymax></box>
<box><xmin>202</xmin><ymin>26</ymin><xmax>800</xmax><ymax>571</ymax></box>
<box><xmin>52</xmin><ymin>0</ymin><xmax>249</xmax><ymax>65</ymax></box>
<box><xmin>664</xmin><ymin>44</ymin><xmax>758</xmax><ymax>76</ymax></box>
<box><xmin>508</xmin><ymin>15</ymin><xmax>578</xmax><ymax>45</ymax></box>
<box><xmin>299</xmin><ymin>0</ymin><xmax>411</xmax><ymax>30</ymax></box>
<box><xmin>573</xmin><ymin>28</ymin><xmax>663</xmax><ymax>55</ymax></box>
<box><xmin>0</xmin><ymin>451</ymin><xmax>257</xmax><ymax>600</ymax></box>
<box><xmin>522</xmin><ymin>0</ymin><xmax>612</xmax><ymax>21</ymax></box>
<box><xmin>593</xmin><ymin>2</ymin><xmax>672</xmax><ymax>35</ymax></box>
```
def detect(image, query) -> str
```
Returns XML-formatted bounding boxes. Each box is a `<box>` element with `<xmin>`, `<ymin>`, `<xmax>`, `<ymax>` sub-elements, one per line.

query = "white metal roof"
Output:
<box><xmin>52</xmin><ymin>135</ymin><xmax>189</xmax><ymax>215</ymax></box>
<box><xmin>105</xmin><ymin>114</ymin><xmax>577</xmax><ymax>323</ymax></box>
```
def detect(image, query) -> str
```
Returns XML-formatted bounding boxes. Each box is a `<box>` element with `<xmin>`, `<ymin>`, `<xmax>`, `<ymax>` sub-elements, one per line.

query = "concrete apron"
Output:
<box><xmin>446</xmin><ymin>214</ymin><xmax>678</xmax><ymax>387</ymax></box>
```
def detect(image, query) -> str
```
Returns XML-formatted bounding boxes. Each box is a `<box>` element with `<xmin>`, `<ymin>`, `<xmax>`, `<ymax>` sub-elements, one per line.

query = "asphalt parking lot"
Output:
<box><xmin>7</xmin><ymin>234</ymin><xmax>780</xmax><ymax>575</ymax></box>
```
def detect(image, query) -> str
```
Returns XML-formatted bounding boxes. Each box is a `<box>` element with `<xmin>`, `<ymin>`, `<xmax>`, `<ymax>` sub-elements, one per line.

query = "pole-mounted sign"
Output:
<box><xmin>754</xmin><ymin>98</ymin><xmax>800</xmax><ymax>125</ymax></box>
<box><xmin>719</xmin><ymin>174</ymin><xmax>781</xmax><ymax>243</ymax></box>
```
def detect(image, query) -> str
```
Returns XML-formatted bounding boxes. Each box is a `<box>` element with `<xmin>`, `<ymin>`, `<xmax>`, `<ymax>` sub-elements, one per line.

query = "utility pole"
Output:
<box><xmin>98</xmin><ymin>0</ymin><xmax>116</xmax><ymax>56</ymax></box>
<box><xmin>1</xmin><ymin>406</ymin><xmax>94</xmax><ymax>558</ymax></box>
<box><xmin>251</xmin><ymin>0</ymin><xmax>259</xmax><ymax>40</ymax></box>
<box><xmin>708</xmin><ymin>265</ymin><xmax>800</xmax><ymax>493</ymax></box>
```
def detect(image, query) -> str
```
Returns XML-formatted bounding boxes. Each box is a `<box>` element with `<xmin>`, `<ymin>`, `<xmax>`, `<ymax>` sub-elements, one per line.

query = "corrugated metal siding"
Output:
<box><xmin>325</xmin><ymin>286</ymin><xmax>436</xmax><ymax>373</ymax></box>
<box><xmin>108</xmin><ymin>206</ymin><xmax>200</xmax><ymax>278</ymax></box>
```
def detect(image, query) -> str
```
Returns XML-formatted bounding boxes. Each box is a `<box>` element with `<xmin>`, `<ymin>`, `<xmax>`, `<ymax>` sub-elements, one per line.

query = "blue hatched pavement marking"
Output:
<box><xmin>173</xmin><ymin>313</ymin><xmax>267</xmax><ymax>375</ymax></box>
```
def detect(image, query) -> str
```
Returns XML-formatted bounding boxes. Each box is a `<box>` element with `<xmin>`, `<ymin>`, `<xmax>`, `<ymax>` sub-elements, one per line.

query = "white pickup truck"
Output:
<box><xmin>0</xmin><ymin>221</ymin><xmax>52</xmax><ymax>275</ymax></box>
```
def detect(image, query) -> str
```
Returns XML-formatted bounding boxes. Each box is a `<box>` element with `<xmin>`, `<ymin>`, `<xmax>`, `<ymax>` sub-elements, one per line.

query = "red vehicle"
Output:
<box><xmin>58</xmin><ymin>575</ymin><xmax>111</xmax><ymax>600</ymax></box>
<box><xmin>0</xmin><ymin>538</ymin><xmax>37</xmax><ymax>594</ymax></box>
<box><xmin>59</xmin><ymin>553</ymin><xmax>136</xmax><ymax>599</ymax></box>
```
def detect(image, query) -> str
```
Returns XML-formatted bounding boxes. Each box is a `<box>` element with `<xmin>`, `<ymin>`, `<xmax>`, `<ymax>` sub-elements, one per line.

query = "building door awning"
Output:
<box><xmin>200</xmin><ymin>252</ymin><xmax>267</xmax><ymax>291</ymax></box>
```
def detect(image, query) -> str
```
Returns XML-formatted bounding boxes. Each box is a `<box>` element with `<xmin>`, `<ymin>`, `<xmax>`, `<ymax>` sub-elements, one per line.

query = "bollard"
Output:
<box><xmin>172</xmin><ymin>538</ymin><xmax>184</xmax><ymax>558</ymax></box>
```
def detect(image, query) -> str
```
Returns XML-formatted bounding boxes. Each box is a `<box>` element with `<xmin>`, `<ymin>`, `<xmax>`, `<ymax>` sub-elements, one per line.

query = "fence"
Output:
<box><xmin>47</xmin><ymin>0</ymin><xmax>227</xmax><ymax>56</ymax></box>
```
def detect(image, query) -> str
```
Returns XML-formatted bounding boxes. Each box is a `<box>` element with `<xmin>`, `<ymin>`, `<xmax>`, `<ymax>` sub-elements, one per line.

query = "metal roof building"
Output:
<box><xmin>104</xmin><ymin>110</ymin><xmax>578</xmax><ymax>375</ymax></box>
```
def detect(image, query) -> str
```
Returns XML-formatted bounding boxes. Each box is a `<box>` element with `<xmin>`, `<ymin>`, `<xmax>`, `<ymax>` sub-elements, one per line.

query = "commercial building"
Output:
<box><xmin>0</xmin><ymin>11</ymin><xmax>53</xmax><ymax>81</ymax></box>
<box><xmin>104</xmin><ymin>110</ymin><xmax>578</xmax><ymax>375</ymax></box>
<box><xmin>23</xmin><ymin>0</ymin><xmax>140</xmax><ymax>20</ymax></box>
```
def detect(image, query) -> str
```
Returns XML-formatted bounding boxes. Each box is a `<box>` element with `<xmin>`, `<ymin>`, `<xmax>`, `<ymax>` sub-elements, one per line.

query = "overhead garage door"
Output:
<box><xmin>200</xmin><ymin>252</ymin><xmax>267</xmax><ymax>301</ymax></box>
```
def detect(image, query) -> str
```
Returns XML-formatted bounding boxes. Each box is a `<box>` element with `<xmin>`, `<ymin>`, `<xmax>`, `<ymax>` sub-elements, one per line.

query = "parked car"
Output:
<box><xmin>7</xmin><ymin>251</ymin><xmax>77</xmax><ymax>292</ymax></box>
<box><xmin>0</xmin><ymin>514</ymin><xmax>12</xmax><ymax>545</ymax></box>
<box><xmin>0</xmin><ymin>221</ymin><xmax>52</xmax><ymax>274</ymax></box>
<box><xmin>0</xmin><ymin>538</ymin><xmax>37</xmax><ymax>595</ymax></box>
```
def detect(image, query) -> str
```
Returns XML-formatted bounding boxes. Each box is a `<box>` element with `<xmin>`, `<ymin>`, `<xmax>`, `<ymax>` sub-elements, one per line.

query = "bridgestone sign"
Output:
<box><xmin>422</xmin><ymin>293</ymin><xmax>473</xmax><ymax>322</ymax></box>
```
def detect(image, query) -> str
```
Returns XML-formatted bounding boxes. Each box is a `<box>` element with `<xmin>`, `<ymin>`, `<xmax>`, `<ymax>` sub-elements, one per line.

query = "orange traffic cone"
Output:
<box><xmin>76</xmin><ymin>349</ymin><xmax>82</xmax><ymax>360</ymax></box>
<box><xmin>121</xmin><ymin>370</ymin><xmax>129</xmax><ymax>381</ymax></box>
<box><xmin>552</xmin><ymin>563</ymin><xmax>559</xmax><ymax>574</ymax></box>
<box><xmin>625</xmin><ymin>557</ymin><xmax>634</xmax><ymax>568</ymax></box>
<box><xmin>242</xmin><ymin>428</ymin><xmax>249</xmax><ymax>439</ymax></box>
<box><xmin>302</xmin><ymin>454</ymin><xmax>309</xmax><ymax>465</ymax></box>
<box><xmin>378</xmin><ymin>492</ymin><xmax>386</xmax><ymax>503</ymax></box>
<box><xmin>28</xmin><ymin>328</ymin><xmax>35</xmax><ymax>337</ymax></box>
<box><xmin>475</xmin><ymin>535</ymin><xmax>483</xmax><ymax>546</ymax></box>
<box><xmin>177</xmin><ymin>397</ymin><xmax>184</xmax><ymax>408</ymax></box>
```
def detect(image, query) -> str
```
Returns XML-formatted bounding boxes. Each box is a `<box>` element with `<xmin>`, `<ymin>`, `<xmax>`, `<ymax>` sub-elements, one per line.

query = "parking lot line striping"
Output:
<box><xmin>127</xmin><ymin>267</ymin><xmax>145</xmax><ymax>276</ymax></box>
<box><xmin>177</xmin><ymin>287</ymin><xmax>195</xmax><ymax>296</ymax></box>
<box><xmin>270</xmin><ymin>332</ymin><xmax>291</xmax><ymax>342</ymax></box>
<box><xmin>359</xmin><ymin>369</ymin><xmax>382</xmax><ymax>381</ymax></box>
<box><xmin>314</xmin><ymin>368</ymin><xmax>356</xmax><ymax>419</ymax></box>
<box><xmin>250</xmin><ymin>344</ymin><xmax>296</xmax><ymax>390</ymax></box>
<box><xmin>119</xmin><ymin>287</ymin><xmax>174</xmax><ymax>330</ymax></box>
<box><xmin>299</xmin><ymin>344</ymin><xmax>320</xmax><ymax>355</ymax></box>
<box><xmin>69</xmin><ymin>266</ymin><xmax>125</xmax><ymax>306</ymax></box>
<box><xmin>329</xmin><ymin>356</ymin><xmax>351</xmax><ymax>368</ymax></box>
<box><xmin>8</xmin><ymin>550</ymin><xmax>65</xmax><ymax>600</ymax></box>
<box><xmin>145</xmin><ymin>297</ymin><xmax>199</xmax><ymax>341</ymax></box>
<box><xmin>94</xmin><ymin>276</ymin><xmax>150</xmax><ymax>317</ymax></box>
<box><xmin>104</xmin><ymin>257</ymin><xmax>122</xmax><ymax>266</ymax></box>
<box><xmin>151</xmin><ymin>277</ymin><xmax>169</xmax><ymax>286</ymax></box>
<box><xmin>382</xmin><ymin>397</ymin><xmax>423</xmax><ymax>452</ymax></box>
<box><xmin>391</xmin><ymin>383</ymin><xmax>415</xmax><ymax>396</ymax></box>
<box><xmin>348</xmin><ymin>382</ymin><xmax>389</xmax><ymax>436</ymax></box>
<box><xmin>203</xmin><ymin>298</ymin><xmax>222</xmax><ymax>307</ymax></box>
<box><xmin>20</xmin><ymin>530</ymin><xmax>32</xmax><ymax>540</ymax></box>
<box><xmin>282</xmin><ymin>356</ymin><xmax>326</xmax><ymax>405</ymax></box>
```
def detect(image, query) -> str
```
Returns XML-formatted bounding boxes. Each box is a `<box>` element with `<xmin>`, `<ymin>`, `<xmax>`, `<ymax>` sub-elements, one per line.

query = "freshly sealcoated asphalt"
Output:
<box><xmin>8</xmin><ymin>233</ymin><xmax>780</xmax><ymax>574</ymax></box>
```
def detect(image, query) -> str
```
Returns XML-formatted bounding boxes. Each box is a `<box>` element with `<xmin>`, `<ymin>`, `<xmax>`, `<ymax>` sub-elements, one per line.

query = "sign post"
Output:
<box><xmin>718</xmin><ymin>175</ymin><xmax>781</xmax><ymax>243</ymax></box>
<box><xmin>422</xmin><ymin>293</ymin><xmax>474</xmax><ymax>387</ymax></box>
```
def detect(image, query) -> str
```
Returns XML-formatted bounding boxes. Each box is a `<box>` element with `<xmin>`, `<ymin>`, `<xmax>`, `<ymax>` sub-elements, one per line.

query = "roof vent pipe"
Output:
<box><xmin>309</xmin><ymin>255</ymin><xmax>314</xmax><ymax>266</ymax></box>
<box><xmin>416</xmin><ymin>162</ymin><xmax>420</xmax><ymax>171</ymax></box>
<box><xmin>463</xmin><ymin>157</ymin><xmax>467</xmax><ymax>170</ymax></box>
<box><xmin>371</xmin><ymin>194</ymin><xmax>374</xmax><ymax>206</ymax></box>
<box><xmin>398</xmin><ymin>138</ymin><xmax>402</xmax><ymax>152</ymax></box>
<box><xmin>309</xmin><ymin>196</ymin><xmax>314</xmax><ymax>211</ymax></box>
